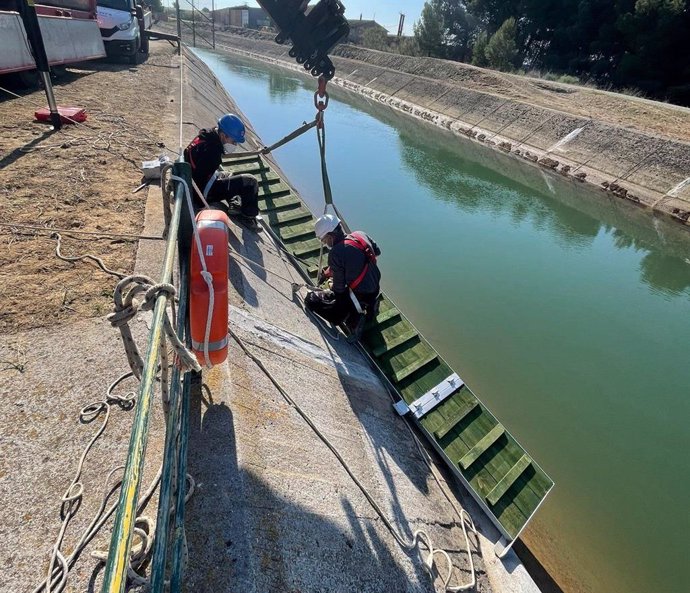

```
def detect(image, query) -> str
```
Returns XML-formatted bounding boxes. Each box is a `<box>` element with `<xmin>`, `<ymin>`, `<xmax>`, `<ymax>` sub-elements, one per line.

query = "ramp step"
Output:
<box><xmin>260</xmin><ymin>195</ymin><xmax>302</xmax><ymax>212</ymax></box>
<box><xmin>292</xmin><ymin>239</ymin><xmax>322</xmax><ymax>258</ymax></box>
<box><xmin>371</xmin><ymin>306</ymin><xmax>401</xmax><ymax>326</ymax></box>
<box><xmin>267</xmin><ymin>208</ymin><xmax>313</xmax><ymax>226</ymax></box>
<box><xmin>393</xmin><ymin>352</ymin><xmax>438</xmax><ymax>382</ymax></box>
<box><xmin>279</xmin><ymin>224</ymin><xmax>315</xmax><ymax>242</ymax></box>
<box><xmin>372</xmin><ymin>328</ymin><xmax>418</xmax><ymax>357</ymax></box>
<box><xmin>459</xmin><ymin>425</ymin><xmax>505</xmax><ymax>470</ymax></box>
<box><xmin>434</xmin><ymin>400</ymin><xmax>478</xmax><ymax>440</ymax></box>
<box><xmin>486</xmin><ymin>455</ymin><xmax>533</xmax><ymax>506</ymax></box>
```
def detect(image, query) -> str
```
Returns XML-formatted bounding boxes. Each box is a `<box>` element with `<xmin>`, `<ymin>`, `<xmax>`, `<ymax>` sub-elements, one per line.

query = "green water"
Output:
<box><xmin>194</xmin><ymin>49</ymin><xmax>690</xmax><ymax>593</ymax></box>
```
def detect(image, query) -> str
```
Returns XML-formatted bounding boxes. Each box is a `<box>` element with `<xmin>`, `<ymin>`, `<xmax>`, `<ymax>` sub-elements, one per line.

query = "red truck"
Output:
<box><xmin>0</xmin><ymin>0</ymin><xmax>105</xmax><ymax>76</ymax></box>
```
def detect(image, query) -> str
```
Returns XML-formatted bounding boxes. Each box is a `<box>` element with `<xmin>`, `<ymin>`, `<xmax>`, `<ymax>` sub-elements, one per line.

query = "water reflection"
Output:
<box><xmin>214</xmin><ymin>51</ymin><xmax>690</xmax><ymax>298</ymax></box>
<box><xmin>229</xmin><ymin>63</ymin><xmax>301</xmax><ymax>102</ymax></box>
<box><xmin>398</xmin><ymin>139</ymin><xmax>601</xmax><ymax>248</ymax></box>
<box><xmin>390</xmin><ymin>114</ymin><xmax>690</xmax><ymax>297</ymax></box>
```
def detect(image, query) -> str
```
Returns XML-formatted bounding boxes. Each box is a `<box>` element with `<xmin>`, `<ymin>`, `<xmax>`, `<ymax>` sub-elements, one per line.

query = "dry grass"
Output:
<box><xmin>0</xmin><ymin>45</ymin><xmax>179</xmax><ymax>333</ymax></box>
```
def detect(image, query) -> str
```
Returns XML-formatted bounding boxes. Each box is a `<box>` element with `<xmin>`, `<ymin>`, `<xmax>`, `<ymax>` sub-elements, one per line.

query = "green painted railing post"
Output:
<box><xmin>149</xmin><ymin>160</ymin><xmax>194</xmax><ymax>592</ymax></box>
<box><xmin>100</xmin><ymin>161</ymin><xmax>188</xmax><ymax>593</ymax></box>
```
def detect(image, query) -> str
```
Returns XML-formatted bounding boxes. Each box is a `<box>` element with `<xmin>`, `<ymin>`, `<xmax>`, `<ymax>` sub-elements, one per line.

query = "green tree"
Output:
<box><xmin>414</xmin><ymin>1</ymin><xmax>478</xmax><ymax>60</ymax></box>
<box><xmin>485</xmin><ymin>17</ymin><xmax>518</xmax><ymax>71</ymax></box>
<box><xmin>362</xmin><ymin>27</ymin><xmax>390</xmax><ymax>51</ymax></box>
<box><xmin>414</xmin><ymin>1</ymin><xmax>445</xmax><ymax>57</ymax></box>
<box><xmin>466</xmin><ymin>0</ymin><xmax>521</xmax><ymax>31</ymax></box>
<box><xmin>144</xmin><ymin>0</ymin><xmax>164</xmax><ymax>11</ymax></box>
<box><xmin>471</xmin><ymin>29</ymin><xmax>488</xmax><ymax>66</ymax></box>
<box><xmin>397</xmin><ymin>36</ymin><xmax>422</xmax><ymax>57</ymax></box>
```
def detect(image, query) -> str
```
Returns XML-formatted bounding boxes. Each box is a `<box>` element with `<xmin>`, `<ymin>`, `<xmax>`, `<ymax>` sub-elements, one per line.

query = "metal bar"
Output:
<box><xmin>149</xmin><ymin>266</ymin><xmax>189</xmax><ymax>591</ymax></box>
<box><xmin>179</xmin><ymin>20</ymin><xmax>213</xmax><ymax>48</ymax></box>
<box><xmin>100</xmin><ymin>163</ymin><xmax>186</xmax><ymax>593</ymax></box>
<box><xmin>182</xmin><ymin>0</ymin><xmax>213</xmax><ymax>22</ymax></box>
<box><xmin>191</xmin><ymin>0</ymin><xmax>195</xmax><ymax>47</ymax></box>
<box><xmin>169</xmin><ymin>366</ymin><xmax>192</xmax><ymax>589</ymax></box>
<box><xmin>16</xmin><ymin>0</ymin><xmax>61</xmax><ymax>128</ymax></box>
<box><xmin>409</xmin><ymin>373</ymin><xmax>463</xmax><ymax>419</ymax></box>
<box><xmin>223</xmin><ymin>119</ymin><xmax>318</xmax><ymax>159</ymax></box>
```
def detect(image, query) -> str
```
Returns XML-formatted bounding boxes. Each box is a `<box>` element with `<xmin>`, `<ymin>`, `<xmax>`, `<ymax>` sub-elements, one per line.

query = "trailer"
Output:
<box><xmin>0</xmin><ymin>0</ymin><xmax>105</xmax><ymax>75</ymax></box>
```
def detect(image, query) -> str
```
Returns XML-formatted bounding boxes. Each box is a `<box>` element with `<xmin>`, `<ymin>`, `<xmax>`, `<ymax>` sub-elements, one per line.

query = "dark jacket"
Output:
<box><xmin>328</xmin><ymin>231</ymin><xmax>381</xmax><ymax>296</ymax></box>
<box><xmin>184</xmin><ymin>128</ymin><xmax>224</xmax><ymax>193</ymax></box>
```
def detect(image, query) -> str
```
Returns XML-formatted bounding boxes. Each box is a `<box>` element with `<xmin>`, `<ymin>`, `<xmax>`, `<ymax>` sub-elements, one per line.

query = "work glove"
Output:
<box><xmin>317</xmin><ymin>266</ymin><xmax>332</xmax><ymax>285</ymax></box>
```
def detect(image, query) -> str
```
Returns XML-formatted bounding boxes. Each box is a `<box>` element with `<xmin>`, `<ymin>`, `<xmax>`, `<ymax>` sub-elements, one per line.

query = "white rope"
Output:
<box><xmin>169</xmin><ymin>174</ymin><xmax>215</xmax><ymax>368</ymax></box>
<box><xmin>35</xmin><ymin>374</ymin><xmax>145</xmax><ymax>593</ymax></box>
<box><xmin>107</xmin><ymin>275</ymin><xmax>202</xmax><ymax>381</ymax></box>
<box><xmin>230</xmin><ymin>329</ymin><xmax>477</xmax><ymax>592</ymax></box>
<box><xmin>52</xmin><ymin>232</ymin><xmax>127</xmax><ymax>279</ymax></box>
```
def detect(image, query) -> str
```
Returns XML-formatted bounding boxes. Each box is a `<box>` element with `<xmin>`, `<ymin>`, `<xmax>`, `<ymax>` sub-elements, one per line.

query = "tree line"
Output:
<box><xmin>386</xmin><ymin>1</ymin><xmax>690</xmax><ymax>105</ymax></box>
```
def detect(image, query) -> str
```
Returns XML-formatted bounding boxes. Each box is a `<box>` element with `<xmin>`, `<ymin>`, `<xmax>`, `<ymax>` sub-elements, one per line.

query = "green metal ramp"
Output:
<box><xmin>222</xmin><ymin>153</ymin><xmax>554</xmax><ymax>553</ymax></box>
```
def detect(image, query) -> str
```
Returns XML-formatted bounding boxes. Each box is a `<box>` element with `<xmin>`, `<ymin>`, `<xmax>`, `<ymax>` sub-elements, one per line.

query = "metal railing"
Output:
<box><xmin>175</xmin><ymin>0</ymin><xmax>216</xmax><ymax>49</ymax></box>
<box><xmin>100</xmin><ymin>160</ymin><xmax>195</xmax><ymax>593</ymax></box>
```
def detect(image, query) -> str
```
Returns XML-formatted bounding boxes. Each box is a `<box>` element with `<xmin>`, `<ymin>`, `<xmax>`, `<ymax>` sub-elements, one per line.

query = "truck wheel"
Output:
<box><xmin>128</xmin><ymin>35</ymin><xmax>141</xmax><ymax>64</ymax></box>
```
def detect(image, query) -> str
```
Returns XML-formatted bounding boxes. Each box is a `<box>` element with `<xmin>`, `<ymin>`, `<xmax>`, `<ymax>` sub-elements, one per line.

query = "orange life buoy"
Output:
<box><xmin>190</xmin><ymin>209</ymin><xmax>231</xmax><ymax>367</ymax></box>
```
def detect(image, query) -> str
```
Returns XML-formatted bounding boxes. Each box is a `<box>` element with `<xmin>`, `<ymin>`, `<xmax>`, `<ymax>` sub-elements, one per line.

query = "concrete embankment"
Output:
<box><xmin>182</xmin><ymin>25</ymin><xmax>690</xmax><ymax>228</ymax></box>
<box><xmin>0</xmin><ymin>41</ymin><xmax>548</xmax><ymax>593</ymax></box>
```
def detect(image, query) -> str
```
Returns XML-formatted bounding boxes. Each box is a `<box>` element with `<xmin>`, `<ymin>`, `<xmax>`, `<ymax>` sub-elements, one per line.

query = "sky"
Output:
<box><xmin>176</xmin><ymin>1</ymin><xmax>427</xmax><ymax>35</ymax></box>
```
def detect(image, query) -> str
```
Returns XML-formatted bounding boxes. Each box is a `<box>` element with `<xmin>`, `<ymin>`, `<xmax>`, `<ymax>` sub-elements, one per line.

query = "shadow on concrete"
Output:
<box><xmin>228</xmin><ymin>227</ymin><xmax>259</xmax><ymax>308</ymax></box>
<box><xmin>184</xmin><ymin>375</ymin><xmax>435</xmax><ymax>592</ymax></box>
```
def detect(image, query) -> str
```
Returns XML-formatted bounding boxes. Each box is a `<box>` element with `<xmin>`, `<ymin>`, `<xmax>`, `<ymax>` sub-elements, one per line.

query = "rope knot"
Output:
<box><xmin>141</xmin><ymin>283</ymin><xmax>177</xmax><ymax>311</ymax></box>
<box><xmin>107</xmin><ymin>305</ymin><xmax>138</xmax><ymax>328</ymax></box>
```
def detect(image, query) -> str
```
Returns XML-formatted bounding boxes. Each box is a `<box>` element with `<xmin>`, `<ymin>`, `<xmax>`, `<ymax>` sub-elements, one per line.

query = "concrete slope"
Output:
<box><xmin>180</xmin><ymin>48</ymin><xmax>544</xmax><ymax>592</ymax></box>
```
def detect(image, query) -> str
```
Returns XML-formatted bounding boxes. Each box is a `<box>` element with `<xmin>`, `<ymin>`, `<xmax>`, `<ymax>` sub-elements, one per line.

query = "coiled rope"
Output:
<box><xmin>34</xmin><ymin>374</ymin><xmax>156</xmax><ymax>593</ymax></box>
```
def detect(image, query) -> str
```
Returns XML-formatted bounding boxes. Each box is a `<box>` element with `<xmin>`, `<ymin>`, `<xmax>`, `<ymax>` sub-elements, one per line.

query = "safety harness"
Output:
<box><xmin>344</xmin><ymin>231</ymin><xmax>377</xmax><ymax>291</ymax></box>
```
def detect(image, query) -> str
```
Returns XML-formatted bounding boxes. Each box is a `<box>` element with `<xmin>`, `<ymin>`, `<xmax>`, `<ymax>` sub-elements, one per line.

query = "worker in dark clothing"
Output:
<box><xmin>304</xmin><ymin>214</ymin><xmax>381</xmax><ymax>328</ymax></box>
<box><xmin>184</xmin><ymin>113</ymin><xmax>260</xmax><ymax>230</ymax></box>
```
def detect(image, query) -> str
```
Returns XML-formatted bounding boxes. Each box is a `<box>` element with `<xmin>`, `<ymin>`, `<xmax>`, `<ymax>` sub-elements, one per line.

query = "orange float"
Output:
<box><xmin>190</xmin><ymin>209</ymin><xmax>231</xmax><ymax>367</ymax></box>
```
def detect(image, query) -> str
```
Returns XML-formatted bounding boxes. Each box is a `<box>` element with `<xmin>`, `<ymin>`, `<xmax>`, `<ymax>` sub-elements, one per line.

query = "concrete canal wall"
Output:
<box><xmin>188</xmin><ymin>26</ymin><xmax>690</xmax><ymax>228</ymax></box>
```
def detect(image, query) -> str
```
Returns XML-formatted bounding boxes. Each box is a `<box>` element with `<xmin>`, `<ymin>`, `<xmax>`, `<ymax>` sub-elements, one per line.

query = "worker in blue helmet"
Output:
<box><xmin>184</xmin><ymin>113</ymin><xmax>260</xmax><ymax>230</ymax></box>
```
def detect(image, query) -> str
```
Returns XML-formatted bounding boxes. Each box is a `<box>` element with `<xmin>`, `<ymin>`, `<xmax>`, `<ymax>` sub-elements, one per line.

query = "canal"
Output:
<box><xmin>194</xmin><ymin>48</ymin><xmax>690</xmax><ymax>593</ymax></box>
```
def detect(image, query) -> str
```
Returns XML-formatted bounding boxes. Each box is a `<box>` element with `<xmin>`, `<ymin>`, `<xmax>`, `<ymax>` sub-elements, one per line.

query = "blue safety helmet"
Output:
<box><xmin>217</xmin><ymin>113</ymin><xmax>246</xmax><ymax>143</ymax></box>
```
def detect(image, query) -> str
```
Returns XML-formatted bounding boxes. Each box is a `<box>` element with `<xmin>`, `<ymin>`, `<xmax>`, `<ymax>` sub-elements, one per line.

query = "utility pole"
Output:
<box><xmin>397</xmin><ymin>13</ymin><xmax>405</xmax><ymax>38</ymax></box>
<box><xmin>16</xmin><ymin>0</ymin><xmax>61</xmax><ymax>129</ymax></box>
<box><xmin>211</xmin><ymin>0</ymin><xmax>215</xmax><ymax>49</ymax></box>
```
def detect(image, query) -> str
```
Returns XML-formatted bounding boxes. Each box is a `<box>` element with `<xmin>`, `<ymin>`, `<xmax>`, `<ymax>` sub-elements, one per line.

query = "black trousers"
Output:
<box><xmin>206</xmin><ymin>172</ymin><xmax>259</xmax><ymax>217</ymax></box>
<box><xmin>305</xmin><ymin>289</ymin><xmax>378</xmax><ymax>326</ymax></box>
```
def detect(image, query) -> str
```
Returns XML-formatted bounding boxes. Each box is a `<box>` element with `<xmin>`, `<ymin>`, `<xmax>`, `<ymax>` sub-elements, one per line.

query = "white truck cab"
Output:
<box><xmin>97</xmin><ymin>0</ymin><xmax>151</xmax><ymax>63</ymax></box>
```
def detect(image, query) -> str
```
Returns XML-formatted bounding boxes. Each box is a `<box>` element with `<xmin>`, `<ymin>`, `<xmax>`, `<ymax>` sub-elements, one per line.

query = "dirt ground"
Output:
<box><xmin>0</xmin><ymin>43</ymin><xmax>180</xmax><ymax>335</ymax></box>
